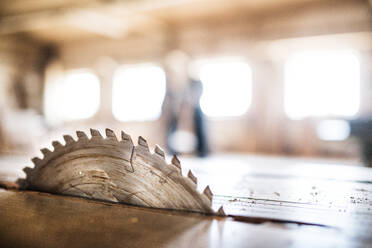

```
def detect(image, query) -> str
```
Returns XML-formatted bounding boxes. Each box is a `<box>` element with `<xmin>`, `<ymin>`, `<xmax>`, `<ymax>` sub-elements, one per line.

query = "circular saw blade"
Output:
<box><xmin>20</xmin><ymin>128</ymin><xmax>224</xmax><ymax>215</ymax></box>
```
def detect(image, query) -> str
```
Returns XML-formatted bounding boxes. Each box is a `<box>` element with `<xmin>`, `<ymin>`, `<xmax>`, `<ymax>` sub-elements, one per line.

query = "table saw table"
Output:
<box><xmin>1</xmin><ymin>154</ymin><xmax>371</xmax><ymax>247</ymax></box>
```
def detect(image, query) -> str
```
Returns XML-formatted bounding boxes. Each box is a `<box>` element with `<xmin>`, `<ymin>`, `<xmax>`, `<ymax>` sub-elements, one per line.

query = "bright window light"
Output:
<box><xmin>44</xmin><ymin>69</ymin><xmax>100</xmax><ymax>123</ymax></box>
<box><xmin>112</xmin><ymin>64</ymin><xmax>166</xmax><ymax>122</ymax></box>
<box><xmin>284</xmin><ymin>50</ymin><xmax>360</xmax><ymax>120</ymax></box>
<box><xmin>199</xmin><ymin>59</ymin><xmax>252</xmax><ymax>117</ymax></box>
<box><xmin>316</xmin><ymin>120</ymin><xmax>350</xmax><ymax>141</ymax></box>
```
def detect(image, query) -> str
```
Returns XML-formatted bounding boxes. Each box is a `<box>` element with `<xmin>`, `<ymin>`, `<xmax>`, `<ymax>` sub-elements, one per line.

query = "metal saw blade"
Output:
<box><xmin>19</xmin><ymin>128</ymin><xmax>224</xmax><ymax>215</ymax></box>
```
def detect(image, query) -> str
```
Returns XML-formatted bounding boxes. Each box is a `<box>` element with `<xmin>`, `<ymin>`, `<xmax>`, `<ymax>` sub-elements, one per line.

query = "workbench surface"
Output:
<box><xmin>1</xmin><ymin>154</ymin><xmax>372</xmax><ymax>247</ymax></box>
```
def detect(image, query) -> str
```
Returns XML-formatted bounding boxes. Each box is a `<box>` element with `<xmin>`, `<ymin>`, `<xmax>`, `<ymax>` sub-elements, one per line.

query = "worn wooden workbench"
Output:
<box><xmin>1</xmin><ymin>154</ymin><xmax>372</xmax><ymax>247</ymax></box>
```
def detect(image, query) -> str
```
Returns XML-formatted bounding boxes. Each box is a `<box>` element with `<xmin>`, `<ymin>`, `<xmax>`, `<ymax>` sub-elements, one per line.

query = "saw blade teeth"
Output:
<box><xmin>187</xmin><ymin>170</ymin><xmax>197</xmax><ymax>185</ymax></box>
<box><xmin>121</xmin><ymin>131</ymin><xmax>133</xmax><ymax>145</ymax></box>
<box><xmin>76</xmin><ymin>131</ymin><xmax>88</xmax><ymax>141</ymax></box>
<box><xmin>138</xmin><ymin>136</ymin><xmax>149</xmax><ymax>151</ymax></box>
<box><xmin>217</xmin><ymin>206</ymin><xmax>226</xmax><ymax>216</ymax></box>
<box><xmin>31</xmin><ymin>157</ymin><xmax>42</xmax><ymax>165</ymax></box>
<box><xmin>23</xmin><ymin>167</ymin><xmax>32</xmax><ymax>175</ymax></box>
<box><xmin>154</xmin><ymin>145</ymin><xmax>165</xmax><ymax>158</ymax></box>
<box><xmin>63</xmin><ymin>135</ymin><xmax>75</xmax><ymax>145</ymax></box>
<box><xmin>23</xmin><ymin>129</ymin><xmax>216</xmax><ymax>215</ymax></box>
<box><xmin>52</xmin><ymin>141</ymin><xmax>63</xmax><ymax>150</ymax></box>
<box><xmin>203</xmin><ymin>185</ymin><xmax>213</xmax><ymax>201</ymax></box>
<box><xmin>90</xmin><ymin>128</ymin><xmax>103</xmax><ymax>138</ymax></box>
<box><xmin>105</xmin><ymin>128</ymin><xmax>117</xmax><ymax>141</ymax></box>
<box><xmin>40</xmin><ymin>148</ymin><xmax>52</xmax><ymax>157</ymax></box>
<box><xmin>171</xmin><ymin>155</ymin><xmax>181</xmax><ymax>170</ymax></box>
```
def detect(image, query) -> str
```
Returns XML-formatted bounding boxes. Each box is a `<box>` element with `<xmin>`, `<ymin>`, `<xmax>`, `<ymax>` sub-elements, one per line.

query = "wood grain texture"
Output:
<box><xmin>2</xmin><ymin>154</ymin><xmax>372</xmax><ymax>247</ymax></box>
<box><xmin>0</xmin><ymin>189</ymin><xmax>369</xmax><ymax>248</ymax></box>
<box><xmin>183</xmin><ymin>155</ymin><xmax>372</xmax><ymax>229</ymax></box>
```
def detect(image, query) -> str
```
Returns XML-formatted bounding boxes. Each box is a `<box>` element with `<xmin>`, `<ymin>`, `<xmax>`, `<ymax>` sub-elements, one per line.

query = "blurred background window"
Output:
<box><xmin>112</xmin><ymin>64</ymin><xmax>166</xmax><ymax>122</ymax></box>
<box><xmin>284</xmin><ymin>50</ymin><xmax>360</xmax><ymax>120</ymax></box>
<box><xmin>44</xmin><ymin>69</ymin><xmax>100</xmax><ymax>124</ymax></box>
<box><xmin>316</xmin><ymin>119</ymin><xmax>351</xmax><ymax>141</ymax></box>
<box><xmin>198</xmin><ymin>59</ymin><xmax>252</xmax><ymax>118</ymax></box>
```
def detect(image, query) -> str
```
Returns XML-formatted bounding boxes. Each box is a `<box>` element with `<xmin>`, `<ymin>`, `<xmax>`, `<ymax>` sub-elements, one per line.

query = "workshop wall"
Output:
<box><xmin>0</xmin><ymin>0</ymin><xmax>371</xmax><ymax>160</ymax></box>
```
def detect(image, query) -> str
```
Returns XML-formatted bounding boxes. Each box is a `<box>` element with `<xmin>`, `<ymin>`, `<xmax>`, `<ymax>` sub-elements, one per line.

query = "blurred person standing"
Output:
<box><xmin>188</xmin><ymin>77</ymin><xmax>208</xmax><ymax>157</ymax></box>
<box><xmin>163</xmin><ymin>50</ymin><xmax>209</xmax><ymax>157</ymax></box>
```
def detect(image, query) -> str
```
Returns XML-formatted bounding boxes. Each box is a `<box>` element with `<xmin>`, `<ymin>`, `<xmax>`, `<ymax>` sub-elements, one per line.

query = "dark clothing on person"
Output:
<box><xmin>194</xmin><ymin>103</ymin><xmax>208</xmax><ymax>157</ymax></box>
<box><xmin>164</xmin><ymin>78</ymin><xmax>209</xmax><ymax>157</ymax></box>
